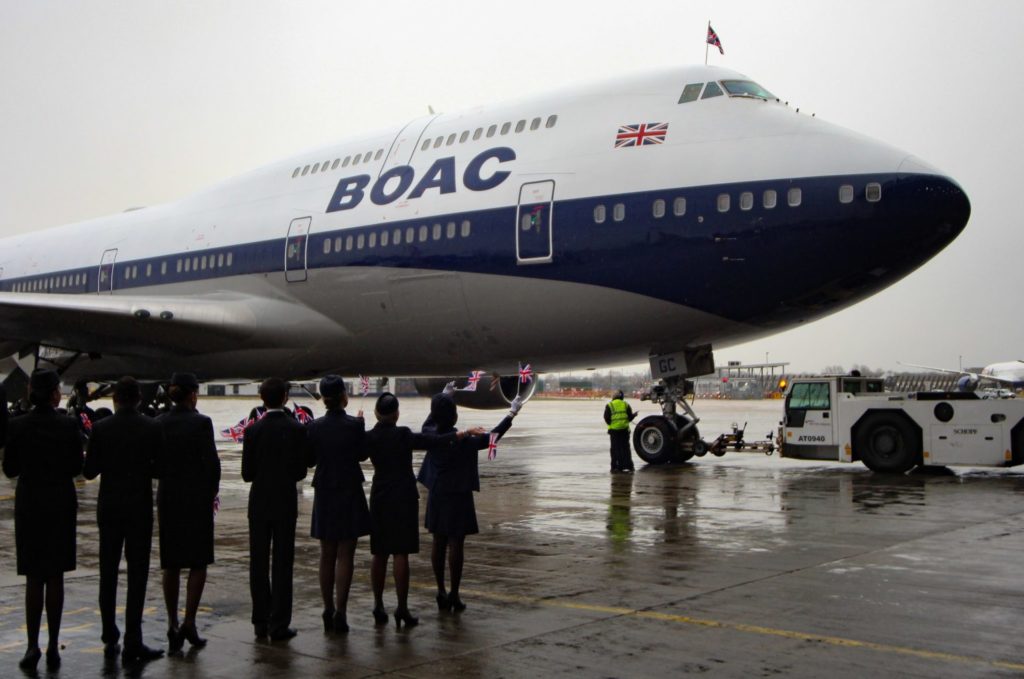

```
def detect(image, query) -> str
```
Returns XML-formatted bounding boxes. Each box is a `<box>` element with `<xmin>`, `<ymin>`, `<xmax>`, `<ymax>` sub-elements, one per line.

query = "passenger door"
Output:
<box><xmin>285</xmin><ymin>217</ymin><xmax>311</xmax><ymax>283</ymax></box>
<box><xmin>516</xmin><ymin>180</ymin><xmax>554</xmax><ymax>264</ymax></box>
<box><xmin>98</xmin><ymin>249</ymin><xmax>118</xmax><ymax>294</ymax></box>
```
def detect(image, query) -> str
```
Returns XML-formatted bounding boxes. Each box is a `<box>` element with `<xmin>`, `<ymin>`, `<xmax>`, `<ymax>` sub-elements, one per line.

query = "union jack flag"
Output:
<box><xmin>707</xmin><ymin>24</ymin><xmax>724</xmax><ymax>54</ymax></box>
<box><xmin>458</xmin><ymin>370</ymin><xmax>485</xmax><ymax>392</ymax></box>
<box><xmin>360</xmin><ymin>375</ymin><xmax>370</xmax><ymax>396</ymax></box>
<box><xmin>518</xmin><ymin>362</ymin><xmax>533</xmax><ymax>384</ymax></box>
<box><xmin>487</xmin><ymin>431</ymin><xmax>499</xmax><ymax>460</ymax></box>
<box><xmin>614</xmin><ymin>123</ymin><xmax>669</xmax><ymax>148</ymax></box>
<box><xmin>220</xmin><ymin>419</ymin><xmax>248</xmax><ymax>442</ymax></box>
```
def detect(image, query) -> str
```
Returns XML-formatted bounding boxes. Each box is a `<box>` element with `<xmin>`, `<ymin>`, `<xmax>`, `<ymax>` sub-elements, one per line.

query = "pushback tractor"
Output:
<box><xmin>780</xmin><ymin>375</ymin><xmax>1024</xmax><ymax>472</ymax></box>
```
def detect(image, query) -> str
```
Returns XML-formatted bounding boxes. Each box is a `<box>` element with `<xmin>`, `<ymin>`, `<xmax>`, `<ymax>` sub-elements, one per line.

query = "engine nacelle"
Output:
<box><xmin>413</xmin><ymin>375</ymin><xmax>536</xmax><ymax>410</ymax></box>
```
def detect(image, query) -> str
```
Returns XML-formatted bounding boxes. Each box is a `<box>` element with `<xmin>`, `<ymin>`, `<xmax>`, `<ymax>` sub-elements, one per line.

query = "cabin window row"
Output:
<box><xmin>839</xmin><ymin>182</ymin><xmax>882</xmax><ymax>204</ymax></box>
<box><xmin>419</xmin><ymin>115</ymin><xmax>558</xmax><ymax>152</ymax></box>
<box><xmin>323</xmin><ymin>220</ymin><xmax>473</xmax><ymax>254</ymax></box>
<box><xmin>292</xmin><ymin>149</ymin><xmax>386</xmax><ymax>179</ymax></box>
<box><xmin>175</xmin><ymin>252</ymin><xmax>235</xmax><ymax>274</ymax></box>
<box><xmin>12</xmin><ymin>272</ymin><xmax>88</xmax><ymax>293</ymax></box>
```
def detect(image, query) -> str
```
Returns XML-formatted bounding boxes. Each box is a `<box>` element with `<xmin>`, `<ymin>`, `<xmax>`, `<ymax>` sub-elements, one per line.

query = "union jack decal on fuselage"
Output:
<box><xmin>615</xmin><ymin>122</ymin><xmax>668</xmax><ymax>148</ymax></box>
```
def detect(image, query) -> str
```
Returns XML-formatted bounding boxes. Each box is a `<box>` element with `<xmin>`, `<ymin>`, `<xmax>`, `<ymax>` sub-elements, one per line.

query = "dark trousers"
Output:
<box><xmin>609</xmin><ymin>429</ymin><xmax>633</xmax><ymax>471</ymax></box>
<box><xmin>98</xmin><ymin>516</ymin><xmax>153</xmax><ymax>647</ymax></box>
<box><xmin>248</xmin><ymin>516</ymin><xmax>296</xmax><ymax>634</ymax></box>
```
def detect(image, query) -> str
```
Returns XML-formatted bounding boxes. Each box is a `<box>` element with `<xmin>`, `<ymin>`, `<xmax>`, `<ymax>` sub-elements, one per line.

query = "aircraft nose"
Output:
<box><xmin>893</xmin><ymin>169</ymin><xmax>971</xmax><ymax>251</ymax></box>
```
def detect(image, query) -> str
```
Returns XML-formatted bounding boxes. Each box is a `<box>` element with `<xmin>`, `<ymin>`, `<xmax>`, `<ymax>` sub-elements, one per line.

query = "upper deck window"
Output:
<box><xmin>721</xmin><ymin>80</ymin><xmax>775</xmax><ymax>100</ymax></box>
<box><xmin>701</xmin><ymin>82</ymin><xmax>724</xmax><ymax>99</ymax></box>
<box><xmin>678</xmin><ymin>83</ymin><xmax>703</xmax><ymax>104</ymax></box>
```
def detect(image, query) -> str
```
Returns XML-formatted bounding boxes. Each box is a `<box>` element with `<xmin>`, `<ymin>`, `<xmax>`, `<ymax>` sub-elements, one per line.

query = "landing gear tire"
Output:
<box><xmin>673</xmin><ymin>415</ymin><xmax>700</xmax><ymax>462</ymax></box>
<box><xmin>633</xmin><ymin>416</ymin><xmax>677</xmax><ymax>465</ymax></box>
<box><xmin>855</xmin><ymin>413</ymin><xmax>920</xmax><ymax>474</ymax></box>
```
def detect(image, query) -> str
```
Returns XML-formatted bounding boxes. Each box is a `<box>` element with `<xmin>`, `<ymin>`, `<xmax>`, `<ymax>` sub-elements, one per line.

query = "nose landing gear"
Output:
<box><xmin>634</xmin><ymin>375</ymin><xmax>708</xmax><ymax>464</ymax></box>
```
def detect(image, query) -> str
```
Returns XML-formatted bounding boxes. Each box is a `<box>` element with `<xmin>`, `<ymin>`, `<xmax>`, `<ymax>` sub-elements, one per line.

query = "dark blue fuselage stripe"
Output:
<box><xmin>1</xmin><ymin>172</ymin><xmax>917</xmax><ymax>324</ymax></box>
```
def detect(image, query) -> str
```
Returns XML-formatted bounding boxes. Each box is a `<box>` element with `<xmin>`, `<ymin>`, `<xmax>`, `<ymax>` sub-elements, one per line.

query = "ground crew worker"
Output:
<box><xmin>603</xmin><ymin>390</ymin><xmax>637</xmax><ymax>472</ymax></box>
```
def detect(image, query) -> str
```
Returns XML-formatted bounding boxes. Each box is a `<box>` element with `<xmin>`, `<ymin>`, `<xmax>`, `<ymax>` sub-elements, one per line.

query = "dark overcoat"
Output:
<box><xmin>156</xmin><ymin>406</ymin><xmax>221</xmax><ymax>568</ymax></box>
<box><xmin>3</xmin><ymin>406</ymin><xmax>83</xmax><ymax>576</ymax></box>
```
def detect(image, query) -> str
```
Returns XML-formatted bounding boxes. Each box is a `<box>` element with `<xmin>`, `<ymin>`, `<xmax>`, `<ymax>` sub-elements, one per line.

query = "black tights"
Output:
<box><xmin>430</xmin><ymin>534</ymin><xmax>465</xmax><ymax>598</ymax></box>
<box><xmin>25</xmin><ymin>574</ymin><xmax>63</xmax><ymax>652</ymax></box>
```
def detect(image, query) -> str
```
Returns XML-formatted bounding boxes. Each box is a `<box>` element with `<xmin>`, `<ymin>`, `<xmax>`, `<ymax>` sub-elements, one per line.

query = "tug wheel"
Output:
<box><xmin>854</xmin><ymin>412</ymin><xmax>921</xmax><ymax>474</ymax></box>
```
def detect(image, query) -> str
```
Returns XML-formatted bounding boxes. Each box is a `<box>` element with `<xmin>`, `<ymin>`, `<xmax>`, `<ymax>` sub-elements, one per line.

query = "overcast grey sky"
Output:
<box><xmin>1</xmin><ymin>1</ymin><xmax>1021</xmax><ymax>374</ymax></box>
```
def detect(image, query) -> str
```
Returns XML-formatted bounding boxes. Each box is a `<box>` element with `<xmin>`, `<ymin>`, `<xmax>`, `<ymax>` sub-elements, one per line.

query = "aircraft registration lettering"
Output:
<box><xmin>326</xmin><ymin>146</ymin><xmax>516</xmax><ymax>213</ymax></box>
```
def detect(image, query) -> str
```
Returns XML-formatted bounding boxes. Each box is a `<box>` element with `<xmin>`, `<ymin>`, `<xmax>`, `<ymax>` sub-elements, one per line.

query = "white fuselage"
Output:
<box><xmin>0</xmin><ymin>66</ymin><xmax>970</xmax><ymax>381</ymax></box>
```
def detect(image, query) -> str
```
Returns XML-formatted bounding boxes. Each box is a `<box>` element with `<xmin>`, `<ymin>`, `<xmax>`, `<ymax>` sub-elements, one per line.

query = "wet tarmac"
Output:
<box><xmin>1</xmin><ymin>396</ymin><xmax>1023</xmax><ymax>678</ymax></box>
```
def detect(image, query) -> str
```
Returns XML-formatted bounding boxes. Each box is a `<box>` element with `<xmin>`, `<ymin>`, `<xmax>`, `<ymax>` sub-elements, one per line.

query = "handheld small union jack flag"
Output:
<box><xmin>487</xmin><ymin>431</ymin><xmax>499</xmax><ymax>460</ymax></box>
<box><xmin>518</xmin><ymin>362</ymin><xmax>533</xmax><ymax>384</ymax></box>
<box><xmin>360</xmin><ymin>375</ymin><xmax>370</xmax><ymax>396</ymax></box>
<box><xmin>220</xmin><ymin>418</ymin><xmax>248</xmax><ymax>442</ymax></box>
<box><xmin>213</xmin><ymin>495</ymin><xmax>221</xmax><ymax>519</ymax></box>
<box><xmin>458</xmin><ymin>370</ymin><xmax>484</xmax><ymax>392</ymax></box>
<box><xmin>707</xmin><ymin>24</ymin><xmax>724</xmax><ymax>55</ymax></box>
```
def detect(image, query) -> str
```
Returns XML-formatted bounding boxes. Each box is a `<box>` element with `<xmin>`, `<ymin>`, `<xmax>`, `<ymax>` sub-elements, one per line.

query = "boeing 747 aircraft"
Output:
<box><xmin>0</xmin><ymin>65</ymin><xmax>970</xmax><ymax>461</ymax></box>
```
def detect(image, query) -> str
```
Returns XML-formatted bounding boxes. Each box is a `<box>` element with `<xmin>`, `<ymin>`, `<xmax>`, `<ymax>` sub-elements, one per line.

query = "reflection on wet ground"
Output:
<box><xmin>1</xmin><ymin>397</ymin><xmax>1023</xmax><ymax>677</ymax></box>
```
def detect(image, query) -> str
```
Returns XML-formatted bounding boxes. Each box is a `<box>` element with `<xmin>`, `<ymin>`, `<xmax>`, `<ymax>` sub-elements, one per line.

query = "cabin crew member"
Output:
<box><xmin>156</xmin><ymin>373</ymin><xmax>220</xmax><ymax>652</ymax></box>
<box><xmin>84</xmin><ymin>376</ymin><xmax>166</xmax><ymax>664</ymax></box>
<box><xmin>3</xmin><ymin>369</ymin><xmax>83</xmax><ymax>671</ymax></box>
<box><xmin>366</xmin><ymin>393</ymin><xmax>475</xmax><ymax>628</ymax></box>
<box><xmin>306</xmin><ymin>375</ymin><xmax>368</xmax><ymax>634</ymax></box>
<box><xmin>604</xmin><ymin>390</ymin><xmax>637</xmax><ymax>473</ymax></box>
<box><xmin>242</xmin><ymin>377</ymin><xmax>309</xmax><ymax>641</ymax></box>
<box><xmin>419</xmin><ymin>391</ymin><xmax>524</xmax><ymax>613</ymax></box>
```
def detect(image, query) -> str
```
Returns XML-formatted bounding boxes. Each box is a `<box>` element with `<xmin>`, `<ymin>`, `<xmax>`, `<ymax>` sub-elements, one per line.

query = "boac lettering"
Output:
<box><xmin>326</xmin><ymin>146</ymin><xmax>516</xmax><ymax>213</ymax></box>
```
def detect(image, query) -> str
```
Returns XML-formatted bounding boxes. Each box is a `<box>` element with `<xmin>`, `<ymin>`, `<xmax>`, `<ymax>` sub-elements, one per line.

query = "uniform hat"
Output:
<box><xmin>319</xmin><ymin>374</ymin><xmax>347</xmax><ymax>398</ymax></box>
<box><xmin>170</xmin><ymin>372</ymin><xmax>200</xmax><ymax>390</ymax></box>
<box><xmin>375</xmin><ymin>392</ymin><xmax>399</xmax><ymax>416</ymax></box>
<box><xmin>29</xmin><ymin>369</ymin><xmax>60</xmax><ymax>393</ymax></box>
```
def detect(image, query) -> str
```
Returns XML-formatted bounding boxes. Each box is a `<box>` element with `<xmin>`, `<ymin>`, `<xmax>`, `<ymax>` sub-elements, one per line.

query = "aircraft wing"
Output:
<box><xmin>897</xmin><ymin>362</ymin><xmax>1020</xmax><ymax>386</ymax></box>
<box><xmin>0</xmin><ymin>291</ymin><xmax>342</xmax><ymax>358</ymax></box>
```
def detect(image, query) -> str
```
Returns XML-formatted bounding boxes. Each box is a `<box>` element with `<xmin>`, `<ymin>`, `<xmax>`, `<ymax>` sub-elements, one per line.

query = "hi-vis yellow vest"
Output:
<box><xmin>607</xmin><ymin>399</ymin><xmax>629</xmax><ymax>431</ymax></box>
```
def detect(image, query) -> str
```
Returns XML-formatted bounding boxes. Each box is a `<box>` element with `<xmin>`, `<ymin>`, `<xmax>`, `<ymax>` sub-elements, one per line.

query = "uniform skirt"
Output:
<box><xmin>424</xmin><ymin>490</ymin><xmax>479</xmax><ymax>537</ymax></box>
<box><xmin>369</xmin><ymin>482</ymin><xmax>419</xmax><ymax>555</ymax></box>
<box><xmin>311</xmin><ymin>486</ymin><xmax>371</xmax><ymax>542</ymax></box>
<box><xmin>15</xmin><ymin>482</ymin><xmax>77</xmax><ymax>576</ymax></box>
<box><xmin>159</xmin><ymin>509</ymin><xmax>215</xmax><ymax>570</ymax></box>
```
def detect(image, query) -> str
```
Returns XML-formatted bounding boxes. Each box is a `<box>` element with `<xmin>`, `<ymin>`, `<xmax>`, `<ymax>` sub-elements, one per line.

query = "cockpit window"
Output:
<box><xmin>721</xmin><ymin>80</ymin><xmax>775</xmax><ymax>100</ymax></box>
<box><xmin>678</xmin><ymin>83</ymin><xmax>703</xmax><ymax>104</ymax></box>
<box><xmin>701</xmin><ymin>82</ymin><xmax>723</xmax><ymax>99</ymax></box>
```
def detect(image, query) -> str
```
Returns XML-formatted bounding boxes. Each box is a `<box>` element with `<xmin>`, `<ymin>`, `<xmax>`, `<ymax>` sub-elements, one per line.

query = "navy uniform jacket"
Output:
<box><xmin>420</xmin><ymin>415</ymin><xmax>514</xmax><ymax>493</ymax></box>
<box><xmin>84</xmin><ymin>408</ymin><xmax>165</xmax><ymax>524</ymax></box>
<box><xmin>307</xmin><ymin>409</ymin><xmax>366</xmax><ymax>489</ymax></box>
<box><xmin>242</xmin><ymin>410</ymin><xmax>309</xmax><ymax>521</ymax></box>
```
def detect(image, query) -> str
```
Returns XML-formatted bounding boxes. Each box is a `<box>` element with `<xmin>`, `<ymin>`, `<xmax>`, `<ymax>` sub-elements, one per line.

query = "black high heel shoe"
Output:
<box><xmin>372</xmin><ymin>605</ymin><xmax>388</xmax><ymax>626</ymax></box>
<box><xmin>167</xmin><ymin>626</ymin><xmax>184</xmax><ymax>653</ymax></box>
<box><xmin>19</xmin><ymin>647</ymin><xmax>41</xmax><ymax>670</ymax></box>
<box><xmin>322</xmin><ymin>608</ymin><xmax>335</xmax><ymax>633</ymax></box>
<box><xmin>332</xmin><ymin>611</ymin><xmax>349</xmax><ymax>634</ymax></box>
<box><xmin>449</xmin><ymin>594</ymin><xmax>467</xmax><ymax>612</ymax></box>
<box><xmin>180</xmin><ymin>622</ymin><xmax>207</xmax><ymax>648</ymax></box>
<box><xmin>45</xmin><ymin>647</ymin><xmax>61</xmax><ymax>670</ymax></box>
<box><xmin>436</xmin><ymin>592</ymin><xmax>450</xmax><ymax>611</ymax></box>
<box><xmin>394</xmin><ymin>608</ymin><xmax>419</xmax><ymax>629</ymax></box>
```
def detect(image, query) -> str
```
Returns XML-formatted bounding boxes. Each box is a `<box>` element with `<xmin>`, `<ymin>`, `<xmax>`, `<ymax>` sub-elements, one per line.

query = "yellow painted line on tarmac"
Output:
<box><xmin>432</xmin><ymin>585</ymin><xmax>1024</xmax><ymax>673</ymax></box>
